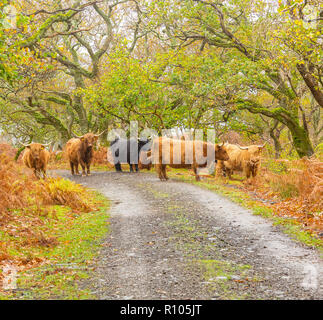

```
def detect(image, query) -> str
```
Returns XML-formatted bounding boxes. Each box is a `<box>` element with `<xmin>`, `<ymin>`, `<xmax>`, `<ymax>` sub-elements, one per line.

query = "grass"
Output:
<box><xmin>197</xmin><ymin>259</ymin><xmax>254</xmax><ymax>300</ymax></box>
<box><xmin>0</xmin><ymin>192</ymin><xmax>110</xmax><ymax>300</ymax></box>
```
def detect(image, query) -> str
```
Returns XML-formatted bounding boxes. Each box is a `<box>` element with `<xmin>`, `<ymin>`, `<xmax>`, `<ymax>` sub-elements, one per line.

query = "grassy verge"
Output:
<box><xmin>0</xmin><ymin>192</ymin><xmax>110</xmax><ymax>300</ymax></box>
<box><xmin>165</xmin><ymin>169</ymin><xmax>323</xmax><ymax>254</ymax></box>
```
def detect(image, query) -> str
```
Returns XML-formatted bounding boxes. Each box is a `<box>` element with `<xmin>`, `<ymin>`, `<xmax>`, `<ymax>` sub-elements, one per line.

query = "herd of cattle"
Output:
<box><xmin>19</xmin><ymin>132</ymin><xmax>266</xmax><ymax>181</ymax></box>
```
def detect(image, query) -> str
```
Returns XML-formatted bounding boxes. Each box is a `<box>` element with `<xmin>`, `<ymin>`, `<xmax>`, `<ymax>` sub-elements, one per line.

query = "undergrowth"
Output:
<box><xmin>0</xmin><ymin>152</ymin><xmax>110</xmax><ymax>298</ymax></box>
<box><xmin>2</xmin><ymin>194</ymin><xmax>110</xmax><ymax>300</ymax></box>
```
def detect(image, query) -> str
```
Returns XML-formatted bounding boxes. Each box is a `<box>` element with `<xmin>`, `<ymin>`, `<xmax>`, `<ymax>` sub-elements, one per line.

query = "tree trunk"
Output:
<box><xmin>286</xmin><ymin>121</ymin><xmax>314</xmax><ymax>158</ymax></box>
<box><xmin>73</xmin><ymin>71</ymin><xmax>89</xmax><ymax>133</ymax></box>
<box><xmin>237</xmin><ymin>100</ymin><xmax>314</xmax><ymax>158</ymax></box>
<box><xmin>270</xmin><ymin>131</ymin><xmax>282</xmax><ymax>159</ymax></box>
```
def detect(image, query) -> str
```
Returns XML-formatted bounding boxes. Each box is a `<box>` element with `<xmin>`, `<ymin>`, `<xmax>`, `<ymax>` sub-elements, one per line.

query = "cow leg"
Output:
<box><xmin>41</xmin><ymin>169</ymin><xmax>47</xmax><ymax>179</ymax></box>
<box><xmin>245</xmin><ymin>167</ymin><xmax>251</xmax><ymax>179</ymax></box>
<box><xmin>245</xmin><ymin>168</ymin><xmax>254</xmax><ymax>184</ymax></box>
<box><xmin>80</xmin><ymin>161</ymin><xmax>87</xmax><ymax>176</ymax></box>
<box><xmin>70</xmin><ymin>162</ymin><xmax>75</xmax><ymax>175</ymax></box>
<box><xmin>252</xmin><ymin>165</ymin><xmax>259</xmax><ymax>178</ymax></box>
<box><xmin>115</xmin><ymin>163</ymin><xmax>122</xmax><ymax>172</ymax></box>
<box><xmin>155</xmin><ymin>164</ymin><xmax>164</xmax><ymax>181</ymax></box>
<box><xmin>216</xmin><ymin>161</ymin><xmax>225</xmax><ymax>177</ymax></box>
<box><xmin>87</xmin><ymin>164</ymin><xmax>91</xmax><ymax>176</ymax></box>
<box><xmin>34</xmin><ymin>169</ymin><xmax>40</xmax><ymax>179</ymax></box>
<box><xmin>135</xmin><ymin>163</ymin><xmax>139</xmax><ymax>172</ymax></box>
<box><xmin>129</xmin><ymin>162</ymin><xmax>134</xmax><ymax>172</ymax></box>
<box><xmin>193</xmin><ymin>166</ymin><xmax>201</xmax><ymax>181</ymax></box>
<box><xmin>75</xmin><ymin>163</ymin><xmax>80</xmax><ymax>175</ymax></box>
<box><xmin>161</xmin><ymin>165</ymin><xmax>168</xmax><ymax>181</ymax></box>
<box><xmin>41</xmin><ymin>165</ymin><xmax>47</xmax><ymax>179</ymax></box>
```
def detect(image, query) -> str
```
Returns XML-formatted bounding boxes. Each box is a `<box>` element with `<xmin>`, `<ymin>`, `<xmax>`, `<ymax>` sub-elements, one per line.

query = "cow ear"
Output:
<box><xmin>26</xmin><ymin>145</ymin><xmax>31</xmax><ymax>149</ymax></box>
<box><xmin>80</xmin><ymin>137</ymin><xmax>85</xmax><ymax>141</ymax></box>
<box><xmin>41</xmin><ymin>145</ymin><xmax>45</xmax><ymax>149</ymax></box>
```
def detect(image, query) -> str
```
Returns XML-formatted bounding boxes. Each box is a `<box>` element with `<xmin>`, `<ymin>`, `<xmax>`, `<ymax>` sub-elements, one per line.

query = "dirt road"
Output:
<box><xmin>56</xmin><ymin>170</ymin><xmax>322</xmax><ymax>300</ymax></box>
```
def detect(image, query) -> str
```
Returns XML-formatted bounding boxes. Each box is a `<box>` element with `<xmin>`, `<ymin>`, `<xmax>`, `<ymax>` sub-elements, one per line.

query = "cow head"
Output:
<box><xmin>249</xmin><ymin>157</ymin><xmax>261</xmax><ymax>176</ymax></box>
<box><xmin>23</xmin><ymin>143</ymin><xmax>48</xmax><ymax>160</ymax></box>
<box><xmin>238</xmin><ymin>142</ymin><xmax>266</xmax><ymax>156</ymax></box>
<box><xmin>76</xmin><ymin>130</ymin><xmax>106</xmax><ymax>151</ymax></box>
<box><xmin>79</xmin><ymin>133</ymin><xmax>98</xmax><ymax>151</ymax></box>
<box><xmin>250</xmin><ymin>157</ymin><xmax>260</xmax><ymax>166</ymax></box>
<box><xmin>138</xmin><ymin>138</ymin><xmax>152</xmax><ymax>152</ymax></box>
<box><xmin>214</xmin><ymin>142</ymin><xmax>230</xmax><ymax>161</ymax></box>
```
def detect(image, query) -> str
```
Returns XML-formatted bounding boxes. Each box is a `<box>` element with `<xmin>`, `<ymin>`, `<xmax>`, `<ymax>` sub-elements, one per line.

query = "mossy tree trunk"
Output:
<box><xmin>237</xmin><ymin>100</ymin><xmax>314</xmax><ymax>158</ymax></box>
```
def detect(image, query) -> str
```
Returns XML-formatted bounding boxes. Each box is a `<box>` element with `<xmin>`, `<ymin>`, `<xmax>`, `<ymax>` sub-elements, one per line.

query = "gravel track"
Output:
<box><xmin>54</xmin><ymin>170</ymin><xmax>322</xmax><ymax>300</ymax></box>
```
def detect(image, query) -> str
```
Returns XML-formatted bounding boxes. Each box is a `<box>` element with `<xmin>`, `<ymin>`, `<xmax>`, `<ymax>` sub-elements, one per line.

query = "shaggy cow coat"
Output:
<box><xmin>216</xmin><ymin>143</ymin><xmax>265</xmax><ymax>179</ymax></box>
<box><xmin>22</xmin><ymin>143</ymin><xmax>50</xmax><ymax>179</ymax></box>
<box><xmin>152</xmin><ymin>137</ymin><xmax>229</xmax><ymax>181</ymax></box>
<box><xmin>66</xmin><ymin>133</ymin><xmax>99</xmax><ymax>176</ymax></box>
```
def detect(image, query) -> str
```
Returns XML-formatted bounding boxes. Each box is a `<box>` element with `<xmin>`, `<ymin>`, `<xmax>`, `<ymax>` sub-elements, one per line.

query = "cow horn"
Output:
<box><xmin>72</xmin><ymin>132</ymin><xmax>84</xmax><ymax>139</ymax></box>
<box><xmin>258</xmin><ymin>142</ymin><xmax>267</xmax><ymax>148</ymax></box>
<box><xmin>220</xmin><ymin>141</ymin><xmax>225</xmax><ymax>147</ymax></box>
<box><xmin>19</xmin><ymin>141</ymin><xmax>32</xmax><ymax>147</ymax></box>
<box><xmin>238</xmin><ymin>144</ymin><xmax>249</xmax><ymax>150</ymax></box>
<box><xmin>41</xmin><ymin>143</ymin><xmax>51</xmax><ymax>147</ymax></box>
<box><xmin>94</xmin><ymin>129</ymin><xmax>107</xmax><ymax>137</ymax></box>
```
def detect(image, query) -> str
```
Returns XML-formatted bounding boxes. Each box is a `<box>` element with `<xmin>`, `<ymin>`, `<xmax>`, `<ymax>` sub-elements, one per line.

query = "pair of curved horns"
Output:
<box><xmin>238</xmin><ymin>142</ymin><xmax>267</xmax><ymax>150</ymax></box>
<box><xmin>74</xmin><ymin>129</ymin><xmax>107</xmax><ymax>139</ymax></box>
<box><xmin>19</xmin><ymin>142</ymin><xmax>51</xmax><ymax>147</ymax></box>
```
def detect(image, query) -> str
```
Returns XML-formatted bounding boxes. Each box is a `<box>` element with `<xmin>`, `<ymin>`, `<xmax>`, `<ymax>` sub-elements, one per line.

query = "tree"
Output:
<box><xmin>145</xmin><ymin>0</ymin><xmax>322</xmax><ymax>157</ymax></box>
<box><xmin>0</xmin><ymin>0</ymin><xmax>146</xmax><ymax>143</ymax></box>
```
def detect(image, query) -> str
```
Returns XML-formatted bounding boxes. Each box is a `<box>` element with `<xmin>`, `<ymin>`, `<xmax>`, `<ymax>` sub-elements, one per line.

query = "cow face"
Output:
<box><xmin>247</xmin><ymin>145</ymin><xmax>265</xmax><ymax>157</ymax></box>
<box><xmin>80</xmin><ymin>133</ymin><xmax>98</xmax><ymax>151</ymax></box>
<box><xmin>138</xmin><ymin>138</ymin><xmax>152</xmax><ymax>152</ymax></box>
<box><xmin>250</xmin><ymin>157</ymin><xmax>260</xmax><ymax>167</ymax></box>
<box><xmin>249</xmin><ymin>157</ymin><xmax>261</xmax><ymax>177</ymax></box>
<box><xmin>27</xmin><ymin>143</ymin><xmax>45</xmax><ymax>161</ymax></box>
<box><xmin>214</xmin><ymin>143</ymin><xmax>230</xmax><ymax>161</ymax></box>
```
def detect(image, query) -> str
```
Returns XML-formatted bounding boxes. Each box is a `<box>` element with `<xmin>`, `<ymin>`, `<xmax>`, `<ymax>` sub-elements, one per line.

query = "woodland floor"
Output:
<box><xmin>54</xmin><ymin>170</ymin><xmax>322</xmax><ymax>300</ymax></box>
